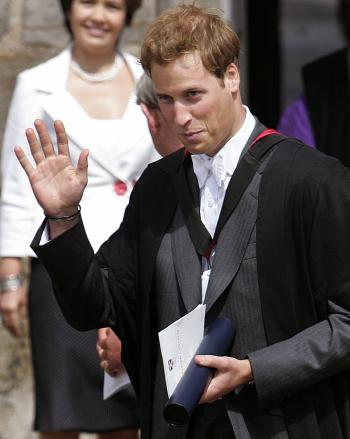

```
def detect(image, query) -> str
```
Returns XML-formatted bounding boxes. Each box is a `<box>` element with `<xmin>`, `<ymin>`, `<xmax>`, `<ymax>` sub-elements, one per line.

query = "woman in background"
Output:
<box><xmin>0</xmin><ymin>1</ymin><xmax>156</xmax><ymax>438</ymax></box>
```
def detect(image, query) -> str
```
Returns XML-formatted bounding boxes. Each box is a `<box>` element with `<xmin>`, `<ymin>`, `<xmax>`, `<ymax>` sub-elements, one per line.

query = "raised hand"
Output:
<box><xmin>14</xmin><ymin>119</ymin><xmax>89</xmax><ymax>218</ymax></box>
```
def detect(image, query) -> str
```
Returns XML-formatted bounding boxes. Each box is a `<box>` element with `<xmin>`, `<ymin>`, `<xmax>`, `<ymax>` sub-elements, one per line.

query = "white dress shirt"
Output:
<box><xmin>191</xmin><ymin>106</ymin><xmax>256</xmax><ymax>301</ymax></box>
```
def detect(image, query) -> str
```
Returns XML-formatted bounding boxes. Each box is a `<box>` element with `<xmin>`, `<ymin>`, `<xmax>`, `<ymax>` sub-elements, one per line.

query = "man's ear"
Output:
<box><xmin>224</xmin><ymin>62</ymin><xmax>240</xmax><ymax>93</ymax></box>
<box><xmin>140</xmin><ymin>103</ymin><xmax>161</xmax><ymax>135</ymax></box>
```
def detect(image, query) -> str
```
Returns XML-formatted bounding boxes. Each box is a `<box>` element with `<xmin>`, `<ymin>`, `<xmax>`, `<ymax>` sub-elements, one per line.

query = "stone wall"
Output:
<box><xmin>0</xmin><ymin>1</ymin><xmax>220</xmax><ymax>438</ymax></box>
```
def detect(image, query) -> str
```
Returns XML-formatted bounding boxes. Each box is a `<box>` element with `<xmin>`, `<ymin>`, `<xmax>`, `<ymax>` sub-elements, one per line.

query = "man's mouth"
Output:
<box><xmin>181</xmin><ymin>130</ymin><xmax>203</xmax><ymax>140</ymax></box>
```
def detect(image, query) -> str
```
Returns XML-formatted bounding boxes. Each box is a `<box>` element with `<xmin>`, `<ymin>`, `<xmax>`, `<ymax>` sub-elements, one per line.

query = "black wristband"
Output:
<box><xmin>46</xmin><ymin>205</ymin><xmax>81</xmax><ymax>222</ymax></box>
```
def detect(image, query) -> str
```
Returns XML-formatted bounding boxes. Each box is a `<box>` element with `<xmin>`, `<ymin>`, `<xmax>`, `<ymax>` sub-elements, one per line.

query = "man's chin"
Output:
<box><xmin>184</xmin><ymin>145</ymin><xmax>202</xmax><ymax>155</ymax></box>
<box><xmin>185</xmin><ymin>142</ymin><xmax>213</xmax><ymax>155</ymax></box>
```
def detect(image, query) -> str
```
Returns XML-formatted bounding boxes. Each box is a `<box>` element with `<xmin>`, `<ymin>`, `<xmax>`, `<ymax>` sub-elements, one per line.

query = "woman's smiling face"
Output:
<box><xmin>69</xmin><ymin>0</ymin><xmax>127</xmax><ymax>54</ymax></box>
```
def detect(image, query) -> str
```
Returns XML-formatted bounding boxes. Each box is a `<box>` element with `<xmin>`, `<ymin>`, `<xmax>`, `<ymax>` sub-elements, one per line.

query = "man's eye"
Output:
<box><xmin>157</xmin><ymin>96</ymin><xmax>172</xmax><ymax>103</ymax></box>
<box><xmin>186</xmin><ymin>91</ymin><xmax>202</xmax><ymax>99</ymax></box>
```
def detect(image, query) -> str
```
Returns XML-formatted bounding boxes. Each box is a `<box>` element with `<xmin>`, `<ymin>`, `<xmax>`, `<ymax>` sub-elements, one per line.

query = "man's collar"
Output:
<box><xmin>191</xmin><ymin>105</ymin><xmax>256</xmax><ymax>187</ymax></box>
<box><xmin>220</xmin><ymin>105</ymin><xmax>256</xmax><ymax>176</ymax></box>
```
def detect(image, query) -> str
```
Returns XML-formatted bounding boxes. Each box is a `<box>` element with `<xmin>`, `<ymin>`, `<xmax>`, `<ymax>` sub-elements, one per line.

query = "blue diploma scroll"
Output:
<box><xmin>163</xmin><ymin>317</ymin><xmax>236</xmax><ymax>425</ymax></box>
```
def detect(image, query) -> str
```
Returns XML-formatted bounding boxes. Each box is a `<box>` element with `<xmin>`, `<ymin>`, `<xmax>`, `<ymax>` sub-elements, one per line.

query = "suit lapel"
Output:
<box><xmin>172</xmin><ymin>158</ymin><xmax>212</xmax><ymax>256</ymax></box>
<box><xmin>204</xmin><ymin>120</ymin><xmax>266</xmax><ymax>312</ymax></box>
<box><xmin>171</xmin><ymin>207</ymin><xmax>202</xmax><ymax>312</ymax></box>
<box><xmin>204</xmin><ymin>184</ymin><xmax>258</xmax><ymax>312</ymax></box>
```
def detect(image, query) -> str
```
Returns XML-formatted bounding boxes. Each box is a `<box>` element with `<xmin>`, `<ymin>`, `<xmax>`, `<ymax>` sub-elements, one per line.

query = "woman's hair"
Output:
<box><xmin>140</xmin><ymin>4</ymin><xmax>240</xmax><ymax>78</ymax></box>
<box><xmin>60</xmin><ymin>0</ymin><xmax>142</xmax><ymax>35</ymax></box>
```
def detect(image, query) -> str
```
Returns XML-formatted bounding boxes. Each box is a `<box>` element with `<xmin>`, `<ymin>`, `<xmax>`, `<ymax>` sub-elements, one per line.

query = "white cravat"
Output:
<box><xmin>191</xmin><ymin>105</ymin><xmax>256</xmax><ymax>301</ymax></box>
<box><xmin>192</xmin><ymin>149</ymin><xmax>227</xmax><ymax>189</ymax></box>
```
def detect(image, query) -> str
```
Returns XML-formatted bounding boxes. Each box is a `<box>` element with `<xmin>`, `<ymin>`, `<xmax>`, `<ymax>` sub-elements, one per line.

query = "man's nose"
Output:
<box><xmin>173</xmin><ymin>102</ymin><xmax>191</xmax><ymax>127</ymax></box>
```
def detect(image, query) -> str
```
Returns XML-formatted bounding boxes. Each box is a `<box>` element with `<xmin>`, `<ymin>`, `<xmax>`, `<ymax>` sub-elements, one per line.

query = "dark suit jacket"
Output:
<box><xmin>303</xmin><ymin>48</ymin><xmax>350</xmax><ymax>167</ymax></box>
<box><xmin>33</xmin><ymin>140</ymin><xmax>350</xmax><ymax>439</ymax></box>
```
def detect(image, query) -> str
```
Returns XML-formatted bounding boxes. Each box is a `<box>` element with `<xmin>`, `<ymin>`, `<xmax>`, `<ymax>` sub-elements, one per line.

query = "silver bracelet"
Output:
<box><xmin>0</xmin><ymin>273</ymin><xmax>25</xmax><ymax>294</ymax></box>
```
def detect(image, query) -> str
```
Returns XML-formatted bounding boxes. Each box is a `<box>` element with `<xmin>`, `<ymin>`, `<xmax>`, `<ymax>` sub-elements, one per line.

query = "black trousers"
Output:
<box><xmin>186</xmin><ymin>400</ymin><xmax>235</xmax><ymax>438</ymax></box>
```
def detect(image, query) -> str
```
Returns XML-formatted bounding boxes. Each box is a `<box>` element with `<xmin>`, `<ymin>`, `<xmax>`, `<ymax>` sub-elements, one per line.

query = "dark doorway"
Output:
<box><xmin>247</xmin><ymin>0</ymin><xmax>280</xmax><ymax>127</ymax></box>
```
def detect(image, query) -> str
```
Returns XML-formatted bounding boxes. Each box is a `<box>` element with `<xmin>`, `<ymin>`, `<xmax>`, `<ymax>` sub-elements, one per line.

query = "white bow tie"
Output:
<box><xmin>191</xmin><ymin>151</ymin><xmax>226</xmax><ymax>188</ymax></box>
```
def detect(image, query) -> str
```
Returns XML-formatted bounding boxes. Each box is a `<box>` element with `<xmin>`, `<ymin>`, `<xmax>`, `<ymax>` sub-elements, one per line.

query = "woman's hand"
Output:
<box><xmin>0</xmin><ymin>286</ymin><xmax>27</xmax><ymax>338</ymax></box>
<box><xmin>14</xmin><ymin>119</ymin><xmax>89</xmax><ymax>218</ymax></box>
<box><xmin>0</xmin><ymin>258</ymin><xmax>28</xmax><ymax>338</ymax></box>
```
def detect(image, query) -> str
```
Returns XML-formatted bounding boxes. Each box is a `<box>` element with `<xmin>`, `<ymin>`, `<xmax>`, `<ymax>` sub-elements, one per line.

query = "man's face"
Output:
<box><xmin>151</xmin><ymin>52</ymin><xmax>243</xmax><ymax>156</ymax></box>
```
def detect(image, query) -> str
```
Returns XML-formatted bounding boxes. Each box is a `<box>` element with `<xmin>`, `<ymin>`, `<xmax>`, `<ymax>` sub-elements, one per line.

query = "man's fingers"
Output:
<box><xmin>19</xmin><ymin>121</ymin><xmax>87</xmax><ymax>185</ymax></box>
<box><xmin>34</xmin><ymin>119</ymin><xmax>55</xmax><ymax>157</ymax></box>
<box><xmin>96</xmin><ymin>342</ymin><xmax>103</xmax><ymax>356</ymax></box>
<box><xmin>196</xmin><ymin>356</ymin><xmax>253</xmax><ymax>405</ymax></box>
<box><xmin>14</xmin><ymin>146</ymin><xmax>36</xmax><ymax>179</ymax></box>
<box><xmin>54</xmin><ymin>120</ymin><xmax>71</xmax><ymax>157</ymax></box>
<box><xmin>99</xmin><ymin>337</ymin><xmax>108</xmax><ymax>350</ymax></box>
<box><xmin>96</xmin><ymin>345</ymin><xmax>107</xmax><ymax>361</ymax></box>
<box><xmin>199</xmin><ymin>376</ymin><xmax>223</xmax><ymax>404</ymax></box>
<box><xmin>100</xmin><ymin>360</ymin><xmax>119</xmax><ymax>377</ymax></box>
<box><xmin>77</xmin><ymin>149</ymin><xmax>89</xmax><ymax>181</ymax></box>
<box><xmin>197</xmin><ymin>376</ymin><xmax>213</xmax><ymax>404</ymax></box>
<box><xmin>25</xmin><ymin>128</ymin><xmax>45</xmax><ymax>165</ymax></box>
<box><xmin>98</xmin><ymin>327</ymin><xmax>108</xmax><ymax>339</ymax></box>
<box><xmin>195</xmin><ymin>354</ymin><xmax>222</xmax><ymax>369</ymax></box>
<box><xmin>100</xmin><ymin>360</ymin><xmax>108</xmax><ymax>370</ymax></box>
<box><xmin>97</xmin><ymin>327</ymin><xmax>108</xmax><ymax>347</ymax></box>
<box><xmin>194</xmin><ymin>356</ymin><xmax>220</xmax><ymax>403</ymax></box>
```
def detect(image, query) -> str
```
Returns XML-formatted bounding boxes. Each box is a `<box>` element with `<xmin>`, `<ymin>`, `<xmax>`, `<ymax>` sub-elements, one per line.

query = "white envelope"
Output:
<box><xmin>103</xmin><ymin>368</ymin><xmax>131</xmax><ymax>400</ymax></box>
<box><xmin>158</xmin><ymin>304</ymin><xmax>206</xmax><ymax>397</ymax></box>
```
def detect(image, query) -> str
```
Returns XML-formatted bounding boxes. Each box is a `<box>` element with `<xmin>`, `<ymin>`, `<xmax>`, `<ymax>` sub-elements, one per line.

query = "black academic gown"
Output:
<box><xmin>32</xmin><ymin>139</ymin><xmax>350</xmax><ymax>439</ymax></box>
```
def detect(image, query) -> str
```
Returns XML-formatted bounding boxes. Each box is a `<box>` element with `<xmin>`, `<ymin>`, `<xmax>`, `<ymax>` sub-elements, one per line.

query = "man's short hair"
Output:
<box><xmin>140</xmin><ymin>4</ymin><xmax>240</xmax><ymax>78</ymax></box>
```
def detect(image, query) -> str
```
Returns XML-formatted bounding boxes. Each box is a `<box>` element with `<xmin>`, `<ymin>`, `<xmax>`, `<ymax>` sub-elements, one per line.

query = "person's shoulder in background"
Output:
<box><xmin>277</xmin><ymin>96</ymin><xmax>316</xmax><ymax>148</ymax></box>
<box><xmin>14</xmin><ymin>47</ymin><xmax>70</xmax><ymax>95</ymax></box>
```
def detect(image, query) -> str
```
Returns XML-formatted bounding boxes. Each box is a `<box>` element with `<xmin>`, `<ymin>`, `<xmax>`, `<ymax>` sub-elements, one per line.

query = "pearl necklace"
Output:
<box><xmin>70</xmin><ymin>53</ymin><xmax>123</xmax><ymax>83</ymax></box>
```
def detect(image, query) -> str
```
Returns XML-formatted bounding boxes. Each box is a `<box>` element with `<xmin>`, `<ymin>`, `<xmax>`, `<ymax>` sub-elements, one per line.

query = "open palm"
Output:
<box><xmin>15</xmin><ymin>119</ymin><xmax>88</xmax><ymax>217</ymax></box>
